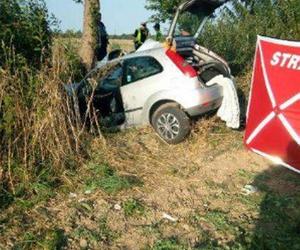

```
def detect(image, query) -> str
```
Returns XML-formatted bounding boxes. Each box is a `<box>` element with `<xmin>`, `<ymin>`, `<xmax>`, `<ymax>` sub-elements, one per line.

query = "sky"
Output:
<box><xmin>45</xmin><ymin>0</ymin><xmax>161</xmax><ymax>35</ymax></box>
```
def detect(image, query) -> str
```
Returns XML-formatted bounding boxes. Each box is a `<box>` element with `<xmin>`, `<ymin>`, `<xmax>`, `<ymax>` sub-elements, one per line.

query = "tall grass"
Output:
<box><xmin>0</xmin><ymin>39</ymin><xmax>94</xmax><ymax>206</ymax></box>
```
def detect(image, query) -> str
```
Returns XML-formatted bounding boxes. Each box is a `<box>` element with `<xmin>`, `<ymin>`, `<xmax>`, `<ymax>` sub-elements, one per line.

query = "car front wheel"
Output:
<box><xmin>151</xmin><ymin>103</ymin><xmax>191</xmax><ymax>144</ymax></box>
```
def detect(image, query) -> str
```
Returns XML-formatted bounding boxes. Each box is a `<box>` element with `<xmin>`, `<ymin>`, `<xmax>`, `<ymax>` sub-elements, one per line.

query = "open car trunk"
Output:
<box><xmin>167</xmin><ymin>0</ymin><xmax>228</xmax><ymax>41</ymax></box>
<box><xmin>167</xmin><ymin>0</ymin><xmax>230</xmax><ymax>84</ymax></box>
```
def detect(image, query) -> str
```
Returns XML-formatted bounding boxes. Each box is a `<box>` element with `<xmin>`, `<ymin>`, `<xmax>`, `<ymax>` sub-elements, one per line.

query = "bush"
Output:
<box><xmin>200</xmin><ymin>0</ymin><xmax>300</xmax><ymax>75</ymax></box>
<box><xmin>0</xmin><ymin>39</ymin><xmax>88</xmax><ymax>204</ymax></box>
<box><xmin>0</xmin><ymin>0</ymin><xmax>54</xmax><ymax>68</ymax></box>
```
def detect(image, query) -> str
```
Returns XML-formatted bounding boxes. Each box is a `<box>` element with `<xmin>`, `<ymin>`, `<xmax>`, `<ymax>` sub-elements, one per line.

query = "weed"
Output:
<box><xmin>98</xmin><ymin>217</ymin><xmax>118</xmax><ymax>244</ymax></box>
<box><xmin>123</xmin><ymin>198</ymin><xmax>145</xmax><ymax>217</ymax></box>
<box><xmin>73</xmin><ymin>226</ymin><xmax>98</xmax><ymax>243</ymax></box>
<box><xmin>205</xmin><ymin>179</ymin><xmax>229</xmax><ymax>191</ymax></box>
<box><xmin>14</xmin><ymin>181</ymin><xmax>55</xmax><ymax>210</ymax></box>
<box><xmin>205</xmin><ymin>210</ymin><xmax>231</xmax><ymax>232</ymax></box>
<box><xmin>76</xmin><ymin>200</ymin><xmax>94</xmax><ymax>215</ymax></box>
<box><xmin>152</xmin><ymin>237</ymin><xmax>187</xmax><ymax>250</ymax></box>
<box><xmin>237</xmin><ymin>169</ymin><xmax>255</xmax><ymax>180</ymax></box>
<box><xmin>237</xmin><ymin>194</ymin><xmax>262</xmax><ymax>210</ymax></box>
<box><xmin>72</xmin><ymin>218</ymin><xmax>117</xmax><ymax>245</ymax></box>
<box><xmin>193</xmin><ymin>231</ymin><xmax>220</xmax><ymax>250</ymax></box>
<box><xmin>42</xmin><ymin>229</ymin><xmax>68</xmax><ymax>250</ymax></box>
<box><xmin>13</xmin><ymin>229</ymin><xmax>68</xmax><ymax>250</ymax></box>
<box><xmin>85</xmin><ymin>164</ymin><xmax>142</xmax><ymax>194</ymax></box>
<box><xmin>0</xmin><ymin>186</ymin><xmax>14</xmax><ymax>210</ymax></box>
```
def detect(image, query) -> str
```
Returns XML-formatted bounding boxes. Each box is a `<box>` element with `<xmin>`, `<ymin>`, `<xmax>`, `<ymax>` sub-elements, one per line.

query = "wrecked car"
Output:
<box><xmin>66</xmin><ymin>0</ymin><xmax>234</xmax><ymax>144</ymax></box>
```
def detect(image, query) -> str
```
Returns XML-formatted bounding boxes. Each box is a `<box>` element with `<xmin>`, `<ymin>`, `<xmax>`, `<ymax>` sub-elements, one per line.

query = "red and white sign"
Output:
<box><xmin>245</xmin><ymin>36</ymin><xmax>300</xmax><ymax>174</ymax></box>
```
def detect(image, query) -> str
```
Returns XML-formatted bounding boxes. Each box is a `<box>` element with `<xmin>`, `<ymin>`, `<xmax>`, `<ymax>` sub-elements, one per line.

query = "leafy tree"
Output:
<box><xmin>200</xmin><ymin>0</ymin><xmax>300</xmax><ymax>74</ymax></box>
<box><xmin>0</xmin><ymin>0</ymin><xmax>54</xmax><ymax>68</ymax></box>
<box><xmin>146</xmin><ymin>0</ymin><xmax>182</xmax><ymax>22</ymax></box>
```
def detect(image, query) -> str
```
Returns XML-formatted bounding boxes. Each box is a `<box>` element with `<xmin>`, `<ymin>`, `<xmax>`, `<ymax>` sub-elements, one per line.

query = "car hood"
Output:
<box><xmin>136</xmin><ymin>39</ymin><xmax>163</xmax><ymax>52</ymax></box>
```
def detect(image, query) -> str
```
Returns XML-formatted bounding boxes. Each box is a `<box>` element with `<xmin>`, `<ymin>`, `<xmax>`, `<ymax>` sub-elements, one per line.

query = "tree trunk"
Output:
<box><xmin>80</xmin><ymin>0</ymin><xmax>100</xmax><ymax>70</ymax></box>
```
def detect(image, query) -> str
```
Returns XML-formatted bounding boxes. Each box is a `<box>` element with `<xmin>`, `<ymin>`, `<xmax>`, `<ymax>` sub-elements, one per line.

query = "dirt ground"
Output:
<box><xmin>1</xmin><ymin>117</ymin><xmax>300</xmax><ymax>249</ymax></box>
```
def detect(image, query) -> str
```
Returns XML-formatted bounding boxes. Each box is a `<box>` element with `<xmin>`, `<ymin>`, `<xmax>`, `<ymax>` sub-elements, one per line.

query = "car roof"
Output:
<box><xmin>123</xmin><ymin>47</ymin><xmax>165</xmax><ymax>60</ymax></box>
<box><xmin>96</xmin><ymin>47</ymin><xmax>166</xmax><ymax>70</ymax></box>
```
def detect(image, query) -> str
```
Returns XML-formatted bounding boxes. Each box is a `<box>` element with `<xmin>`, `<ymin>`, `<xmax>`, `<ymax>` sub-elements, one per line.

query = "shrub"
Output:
<box><xmin>0</xmin><ymin>39</ymin><xmax>88</xmax><ymax>204</ymax></box>
<box><xmin>0</xmin><ymin>0</ymin><xmax>54</xmax><ymax>68</ymax></box>
<box><xmin>200</xmin><ymin>0</ymin><xmax>300</xmax><ymax>75</ymax></box>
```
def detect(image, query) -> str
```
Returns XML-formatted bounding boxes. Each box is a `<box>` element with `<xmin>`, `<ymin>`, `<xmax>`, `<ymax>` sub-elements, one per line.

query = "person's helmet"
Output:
<box><xmin>141</xmin><ymin>22</ymin><xmax>147</xmax><ymax>27</ymax></box>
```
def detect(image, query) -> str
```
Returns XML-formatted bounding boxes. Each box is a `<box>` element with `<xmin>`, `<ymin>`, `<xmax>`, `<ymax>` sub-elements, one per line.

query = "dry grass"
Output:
<box><xmin>109</xmin><ymin>39</ymin><xmax>135</xmax><ymax>53</ymax></box>
<box><xmin>0</xmin><ymin>39</ymin><xmax>98</xmax><ymax>200</ymax></box>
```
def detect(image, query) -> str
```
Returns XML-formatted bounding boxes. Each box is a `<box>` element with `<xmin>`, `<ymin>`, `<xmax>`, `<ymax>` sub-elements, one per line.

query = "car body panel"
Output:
<box><xmin>140</xmin><ymin>83</ymin><xmax>223</xmax><ymax>124</ymax></box>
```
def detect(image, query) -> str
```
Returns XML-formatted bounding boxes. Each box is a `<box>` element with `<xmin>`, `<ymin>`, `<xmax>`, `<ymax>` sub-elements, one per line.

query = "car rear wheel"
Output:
<box><xmin>151</xmin><ymin>103</ymin><xmax>191</xmax><ymax>144</ymax></box>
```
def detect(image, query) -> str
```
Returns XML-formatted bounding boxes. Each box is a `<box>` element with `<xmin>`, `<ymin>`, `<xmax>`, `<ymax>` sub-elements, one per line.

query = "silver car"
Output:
<box><xmin>68</xmin><ymin>0</ymin><xmax>232</xmax><ymax>144</ymax></box>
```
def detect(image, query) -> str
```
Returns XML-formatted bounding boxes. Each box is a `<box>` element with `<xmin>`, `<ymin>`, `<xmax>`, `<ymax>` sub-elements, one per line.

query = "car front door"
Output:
<box><xmin>120</xmin><ymin>56</ymin><xmax>164</xmax><ymax>126</ymax></box>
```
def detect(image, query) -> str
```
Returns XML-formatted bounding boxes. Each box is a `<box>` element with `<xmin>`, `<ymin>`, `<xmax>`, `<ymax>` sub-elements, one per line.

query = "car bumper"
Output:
<box><xmin>185</xmin><ymin>96</ymin><xmax>223</xmax><ymax>116</ymax></box>
<box><xmin>178</xmin><ymin>85</ymin><xmax>223</xmax><ymax>116</ymax></box>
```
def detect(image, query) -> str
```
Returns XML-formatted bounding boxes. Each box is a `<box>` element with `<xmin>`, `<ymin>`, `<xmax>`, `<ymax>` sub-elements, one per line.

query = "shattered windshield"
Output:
<box><xmin>80</xmin><ymin>61</ymin><xmax>121</xmax><ymax>96</ymax></box>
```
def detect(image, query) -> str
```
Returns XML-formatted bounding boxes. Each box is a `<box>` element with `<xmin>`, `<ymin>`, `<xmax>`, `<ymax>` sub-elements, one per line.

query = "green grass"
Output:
<box><xmin>152</xmin><ymin>237</ymin><xmax>187</xmax><ymax>250</ymax></box>
<box><xmin>13</xmin><ymin>229</ymin><xmax>68</xmax><ymax>250</ymax></box>
<box><xmin>84</xmin><ymin>163</ymin><xmax>143</xmax><ymax>194</ymax></box>
<box><xmin>237</xmin><ymin>169</ymin><xmax>255</xmax><ymax>180</ymax></box>
<box><xmin>123</xmin><ymin>198</ymin><xmax>145</xmax><ymax>217</ymax></box>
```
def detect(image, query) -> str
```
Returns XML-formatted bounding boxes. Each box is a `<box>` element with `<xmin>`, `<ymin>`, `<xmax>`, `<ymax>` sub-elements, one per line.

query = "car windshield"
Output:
<box><xmin>102</xmin><ymin>66</ymin><xmax>123</xmax><ymax>87</ymax></box>
<box><xmin>80</xmin><ymin>61</ymin><xmax>121</xmax><ymax>95</ymax></box>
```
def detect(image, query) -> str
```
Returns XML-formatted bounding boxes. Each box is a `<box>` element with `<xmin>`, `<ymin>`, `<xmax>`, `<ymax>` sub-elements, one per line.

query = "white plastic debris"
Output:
<box><xmin>206</xmin><ymin>75</ymin><xmax>240</xmax><ymax>129</ymax></box>
<box><xmin>84</xmin><ymin>190</ymin><xmax>92</xmax><ymax>195</ymax></box>
<box><xmin>162</xmin><ymin>212</ymin><xmax>178</xmax><ymax>222</ymax></box>
<box><xmin>114</xmin><ymin>204</ymin><xmax>122</xmax><ymax>211</ymax></box>
<box><xmin>242</xmin><ymin>184</ymin><xmax>258</xmax><ymax>195</ymax></box>
<box><xmin>69</xmin><ymin>192</ymin><xmax>77</xmax><ymax>198</ymax></box>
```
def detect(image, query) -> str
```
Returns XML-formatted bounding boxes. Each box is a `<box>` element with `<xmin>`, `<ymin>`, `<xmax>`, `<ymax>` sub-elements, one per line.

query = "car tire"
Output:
<box><xmin>151</xmin><ymin>103</ymin><xmax>191</xmax><ymax>144</ymax></box>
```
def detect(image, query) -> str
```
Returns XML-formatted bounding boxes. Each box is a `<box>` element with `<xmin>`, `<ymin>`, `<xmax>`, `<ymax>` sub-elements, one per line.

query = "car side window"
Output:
<box><xmin>123</xmin><ymin>56</ymin><xmax>163</xmax><ymax>85</ymax></box>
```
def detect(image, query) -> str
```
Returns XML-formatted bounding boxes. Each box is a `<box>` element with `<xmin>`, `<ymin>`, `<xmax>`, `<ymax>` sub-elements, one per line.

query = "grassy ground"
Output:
<box><xmin>1</xmin><ymin>116</ymin><xmax>300</xmax><ymax>249</ymax></box>
<box><xmin>1</xmin><ymin>40</ymin><xmax>300</xmax><ymax>249</ymax></box>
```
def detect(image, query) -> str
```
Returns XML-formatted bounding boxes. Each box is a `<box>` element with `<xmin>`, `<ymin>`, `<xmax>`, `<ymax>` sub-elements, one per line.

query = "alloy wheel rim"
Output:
<box><xmin>157</xmin><ymin>113</ymin><xmax>180</xmax><ymax>140</ymax></box>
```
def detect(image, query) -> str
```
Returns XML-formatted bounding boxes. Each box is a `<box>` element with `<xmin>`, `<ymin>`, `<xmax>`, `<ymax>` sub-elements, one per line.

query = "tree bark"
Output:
<box><xmin>80</xmin><ymin>0</ymin><xmax>100</xmax><ymax>70</ymax></box>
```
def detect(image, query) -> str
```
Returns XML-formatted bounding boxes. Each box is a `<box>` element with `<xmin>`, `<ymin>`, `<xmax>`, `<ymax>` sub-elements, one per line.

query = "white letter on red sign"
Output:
<box><xmin>270</xmin><ymin>52</ymin><xmax>281</xmax><ymax>66</ymax></box>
